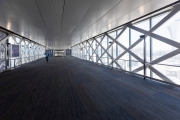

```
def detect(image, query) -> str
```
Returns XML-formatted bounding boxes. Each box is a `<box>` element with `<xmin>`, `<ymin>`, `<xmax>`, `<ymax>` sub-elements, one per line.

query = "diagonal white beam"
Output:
<box><xmin>0</xmin><ymin>60</ymin><xmax>5</xmax><ymax>65</ymax></box>
<box><xmin>88</xmin><ymin>39</ymin><xmax>102</xmax><ymax>63</ymax></box>
<box><xmin>97</xmin><ymin>26</ymin><xmax>126</xmax><ymax>62</ymax></box>
<box><xmin>95</xmin><ymin>37</ymin><xmax>123</xmax><ymax>69</ymax></box>
<box><xmin>12</xmin><ymin>35</ymin><xmax>18</xmax><ymax>44</ymax></box>
<box><xmin>111</xmin><ymin>37</ymin><xmax>144</xmax><ymax>65</ymax></box>
<box><xmin>86</xmin><ymin>46</ymin><xmax>90</xmax><ymax>55</ymax></box>
<box><xmin>0</xmin><ymin>34</ymin><xmax>11</xmax><ymax>44</ymax></box>
<box><xmin>24</xmin><ymin>40</ymin><xmax>27</xmax><ymax>46</ymax></box>
<box><xmin>86</xmin><ymin>40</ymin><xmax>94</xmax><ymax>61</ymax></box>
<box><xmin>81</xmin><ymin>42</ymin><xmax>86</xmax><ymax>59</ymax></box>
<box><xmin>132</xmin><ymin>66</ymin><xmax>144</xmax><ymax>73</ymax></box>
<box><xmin>93</xmin><ymin>36</ymin><xmax>105</xmax><ymax>63</ymax></box>
<box><xmin>147</xmin><ymin>64</ymin><xmax>174</xmax><ymax>83</ymax></box>
<box><xmin>129</xmin><ymin>25</ymin><xmax>180</xmax><ymax>49</ymax></box>
<box><xmin>90</xmin><ymin>37</ymin><xmax>104</xmax><ymax>63</ymax></box>
<box><xmin>107</xmin><ymin>33</ymin><xmax>144</xmax><ymax>63</ymax></box>
<box><xmin>89</xmin><ymin>38</ymin><xmax>94</xmax><ymax>48</ymax></box>
<box><xmin>132</xmin><ymin>49</ymin><xmax>180</xmax><ymax>72</ymax></box>
<box><xmin>150</xmin><ymin>49</ymin><xmax>180</xmax><ymax>65</ymax></box>
<box><xmin>84</xmin><ymin>42</ymin><xmax>89</xmax><ymax>59</ymax></box>
<box><xmin>95</xmin><ymin>35</ymin><xmax>105</xmax><ymax>51</ymax></box>
<box><xmin>111</xmin><ymin>6</ymin><xmax>180</xmax><ymax>66</ymax></box>
<box><xmin>150</xmin><ymin>4</ymin><xmax>180</xmax><ymax>32</ymax></box>
<box><xmin>90</xmin><ymin>38</ymin><xmax>103</xmax><ymax>63</ymax></box>
<box><xmin>2</xmin><ymin>43</ymin><xmax>6</xmax><ymax>48</ymax></box>
<box><xmin>90</xmin><ymin>38</ymin><xmax>102</xmax><ymax>59</ymax></box>
<box><xmin>95</xmin><ymin>26</ymin><xmax>126</xmax><ymax>69</ymax></box>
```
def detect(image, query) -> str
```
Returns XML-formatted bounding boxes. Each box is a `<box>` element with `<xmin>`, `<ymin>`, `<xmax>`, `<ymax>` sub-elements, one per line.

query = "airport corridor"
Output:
<box><xmin>0</xmin><ymin>56</ymin><xmax>180</xmax><ymax>120</ymax></box>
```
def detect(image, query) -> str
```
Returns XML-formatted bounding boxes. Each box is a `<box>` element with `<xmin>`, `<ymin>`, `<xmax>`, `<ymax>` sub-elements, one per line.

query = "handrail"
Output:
<box><xmin>74</xmin><ymin>55</ymin><xmax>180</xmax><ymax>68</ymax></box>
<box><xmin>6</xmin><ymin>54</ymin><xmax>45</xmax><ymax>69</ymax></box>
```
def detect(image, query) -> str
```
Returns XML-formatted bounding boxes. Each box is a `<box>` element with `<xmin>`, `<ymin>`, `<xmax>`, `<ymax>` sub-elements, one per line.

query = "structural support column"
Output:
<box><xmin>140</xmin><ymin>35</ymin><xmax>146</xmax><ymax>79</ymax></box>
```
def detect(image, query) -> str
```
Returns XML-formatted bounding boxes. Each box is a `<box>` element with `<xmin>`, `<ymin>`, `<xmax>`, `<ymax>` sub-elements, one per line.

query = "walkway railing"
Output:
<box><xmin>0</xmin><ymin>54</ymin><xmax>45</xmax><ymax>72</ymax></box>
<box><xmin>73</xmin><ymin>54</ymin><xmax>180</xmax><ymax>86</ymax></box>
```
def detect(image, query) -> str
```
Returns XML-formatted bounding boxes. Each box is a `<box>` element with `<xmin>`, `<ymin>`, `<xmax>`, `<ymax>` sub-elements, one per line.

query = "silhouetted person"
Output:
<box><xmin>45</xmin><ymin>51</ymin><xmax>49</xmax><ymax>63</ymax></box>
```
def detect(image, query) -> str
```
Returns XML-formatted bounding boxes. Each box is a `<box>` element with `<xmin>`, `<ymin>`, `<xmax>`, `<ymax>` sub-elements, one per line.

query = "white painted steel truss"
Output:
<box><xmin>0</xmin><ymin>30</ymin><xmax>45</xmax><ymax>72</ymax></box>
<box><xmin>72</xmin><ymin>5</ymin><xmax>180</xmax><ymax>85</ymax></box>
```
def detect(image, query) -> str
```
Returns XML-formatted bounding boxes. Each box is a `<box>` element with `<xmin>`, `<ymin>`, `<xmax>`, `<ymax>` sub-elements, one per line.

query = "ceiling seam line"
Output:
<box><xmin>3</xmin><ymin>0</ymin><xmax>24</xmax><ymax>22</ymax></box>
<box><xmin>58</xmin><ymin>1</ymin><xmax>63</xmax><ymax>39</ymax></box>
<box><xmin>33</xmin><ymin>0</ymin><xmax>53</xmax><ymax>39</ymax></box>
<box><xmin>79</xmin><ymin>0</ymin><xmax>179</xmax><ymax>43</ymax></box>
<box><xmin>100</xmin><ymin>0</ymin><xmax>154</xmax><ymax>30</ymax></box>
<box><xmin>72</xmin><ymin>0</ymin><xmax>124</xmax><ymax>42</ymax></box>
<box><xmin>83</xmin><ymin>0</ymin><xmax>154</xmax><ymax>38</ymax></box>
<box><xmin>60</xmin><ymin>0</ymin><xmax>66</xmax><ymax>38</ymax></box>
<box><xmin>66</xmin><ymin>0</ymin><xmax>95</xmax><ymax>43</ymax></box>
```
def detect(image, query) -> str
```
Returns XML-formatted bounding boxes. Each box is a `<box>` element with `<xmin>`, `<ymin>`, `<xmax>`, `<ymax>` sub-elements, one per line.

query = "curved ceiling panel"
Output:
<box><xmin>0</xmin><ymin>0</ymin><xmax>178</xmax><ymax>49</ymax></box>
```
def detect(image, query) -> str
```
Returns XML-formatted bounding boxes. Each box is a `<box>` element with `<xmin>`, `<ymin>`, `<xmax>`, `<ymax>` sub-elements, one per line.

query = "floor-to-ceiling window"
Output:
<box><xmin>0</xmin><ymin>30</ymin><xmax>45</xmax><ymax>72</ymax></box>
<box><xmin>72</xmin><ymin>6</ymin><xmax>180</xmax><ymax>85</ymax></box>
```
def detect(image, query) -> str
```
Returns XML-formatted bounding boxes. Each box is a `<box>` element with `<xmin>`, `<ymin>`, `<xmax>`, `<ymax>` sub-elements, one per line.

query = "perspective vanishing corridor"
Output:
<box><xmin>0</xmin><ymin>1</ymin><xmax>180</xmax><ymax>120</ymax></box>
<box><xmin>0</xmin><ymin>57</ymin><xmax>180</xmax><ymax>119</ymax></box>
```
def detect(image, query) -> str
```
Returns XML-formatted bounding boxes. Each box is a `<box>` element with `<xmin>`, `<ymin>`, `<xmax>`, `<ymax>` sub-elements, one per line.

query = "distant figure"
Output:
<box><xmin>45</xmin><ymin>51</ymin><xmax>49</xmax><ymax>63</ymax></box>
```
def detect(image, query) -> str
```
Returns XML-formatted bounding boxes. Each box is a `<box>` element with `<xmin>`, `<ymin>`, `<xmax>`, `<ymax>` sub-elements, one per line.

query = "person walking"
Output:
<box><xmin>45</xmin><ymin>51</ymin><xmax>49</xmax><ymax>63</ymax></box>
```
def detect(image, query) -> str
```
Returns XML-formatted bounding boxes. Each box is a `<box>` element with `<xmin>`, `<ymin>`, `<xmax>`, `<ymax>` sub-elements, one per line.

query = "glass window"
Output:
<box><xmin>152</xmin><ymin>11</ymin><xmax>180</xmax><ymax>62</ymax></box>
<box><xmin>96</xmin><ymin>36</ymin><xmax>102</xmax><ymax>63</ymax></box>
<box><xmin>0</xmin><ymin>44</ymin><xmax>6</xmax><ymax>72</ymax></box>
<box><xmin>8</xmin><ymin>36</ymin><xmax>15</xmax><ymax>44</ymax></box>
<box><xmin>112</xmin><ymin>42</ymin><xmax>117</xmax><ymax>68</ymax></box>
<box><xmin>83</xmin><ymin>42</ymin><xmax>87</xmax><ymax>60</ymax></box>
<box><xmin>131</xmin><ymin>20</ymin><xmax>150</xmax><ymax>60</ymax></box>
<box><xmin>151</xmin><ymin>11</ymin><xmax>180</xmax><ymax>83</ymax></box>
<box><xmin>130</xmin><ymin>20</ymin><xmax>150</xmax><ymax>74</ymax></box>
<box><xmin>153</xmin><ymin>64</ymin><xmax>180</xmax><ymax>85</ymax></box>
<box><xmin>86</xmin><ymin>41</ymin><xmax>90</xmax><ymax>60</ymax></box>
<box><xmin>107</xmin><ymin>45</ymin><xmax>112</xmax><ymax>66</ymax></box>
<box><xmin>92</xmin><ymin>40</ymin><xmax>96</xmax><ymax>62</ymax></box>
<box><xmin>107</xmin><ymin>31</ymin><xmax>116</xmax><ymax>66</ymax></box>
<box><xmin>14</xmin><ymin>36</ymin><xmax>21</xmax><ymax>43</ymax></box>
<box><xmin>102</xmin><ymin>36</ymin><xmax>108</xmax><ymax>49</ymax></box>
<box><xmin>88</xmin><ymin>40</ymin><xmax>93</xmax><ymax>58</ymax></box>
<box><xmin>117</xmin><ymin>28</ymin><xmax>130</xmax><ymax>60</ymax></box>
<box><xmin>71</xmin><ymin>9</ymin><xmax>180</xmax><ymax>85</ymax></box>
<box><xmin>108</xmin><ymin>31</ymin><xmax>116</xmax><ymax>39</ymax></box>
<box><xmin>116</xmin><ymin>28</ymin><xmax>130</xmax><ymax>70</ymax></box>
<box><xmin>101</xmin><ymin>36</ymin><xmax>108</xmax><ymax>65</ymax></box>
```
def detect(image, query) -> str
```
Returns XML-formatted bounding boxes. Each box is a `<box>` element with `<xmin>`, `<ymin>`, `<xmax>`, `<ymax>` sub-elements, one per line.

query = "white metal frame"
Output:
<box><xmin>0</xmin><ymin>29</ymin><xmax>45</xmax><ymax>72</ymax></box>
<box><xmin>72</xmin><ymin>4</ymin><xmax>180</xmax><ymax>85</ymax></box>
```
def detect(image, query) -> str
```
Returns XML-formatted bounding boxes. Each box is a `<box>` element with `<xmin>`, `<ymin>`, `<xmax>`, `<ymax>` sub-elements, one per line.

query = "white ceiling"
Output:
<box><xmin>0</xmin><ymin>0</ymin><xmax>178</xmax><ymax>49</ymax></box>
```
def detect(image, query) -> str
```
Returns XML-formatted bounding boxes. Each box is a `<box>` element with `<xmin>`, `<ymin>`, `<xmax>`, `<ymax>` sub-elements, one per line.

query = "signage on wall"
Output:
<box><xmin>11</xmin><ymin>44</ymin><xmax>20</xmax><ymax>57</ymax></box>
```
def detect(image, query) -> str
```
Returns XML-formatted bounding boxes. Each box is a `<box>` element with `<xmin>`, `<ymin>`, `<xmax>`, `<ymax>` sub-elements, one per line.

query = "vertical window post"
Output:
<box><xmin>107</xmin><ymin>36</ymin><xmax>109</xmax><ymax>65</ymax></box>
<box><xmin>140</xmin><ymin>35</ymin><xmax>146</xmax><ymax>79</ymax></box>
<box><xmin>129</xmin><ymin>28</ymin><xmax>131</xmax><ymax>71</ymax></box>
<box><xmin>150</xmin><ymin>18</ymin><xmax>153</xmax><ymax>77</ymax></box>
<box><xmin>116</xmin><ymin>30</ymin><xmax>118</xmax><ymax>68</ymax></box>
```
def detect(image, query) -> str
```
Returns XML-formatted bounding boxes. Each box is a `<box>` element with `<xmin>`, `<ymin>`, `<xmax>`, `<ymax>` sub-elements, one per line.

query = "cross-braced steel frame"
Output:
<box><xmin>0</xmin><ymin>29</ymin><xmax>45</xmax><ymax>72</ymax></box>
<box><xmin>72</xmin><ymin>4</ymin><xmax>180</xmax><ymax>86</ymax></box>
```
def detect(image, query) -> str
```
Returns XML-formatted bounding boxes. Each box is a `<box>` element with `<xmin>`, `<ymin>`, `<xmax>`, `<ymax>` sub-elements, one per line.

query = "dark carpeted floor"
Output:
<box><xmin>0</xmin><ymin>56</ymin><xmax>180</xmax><ymax>120</ymax></box>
